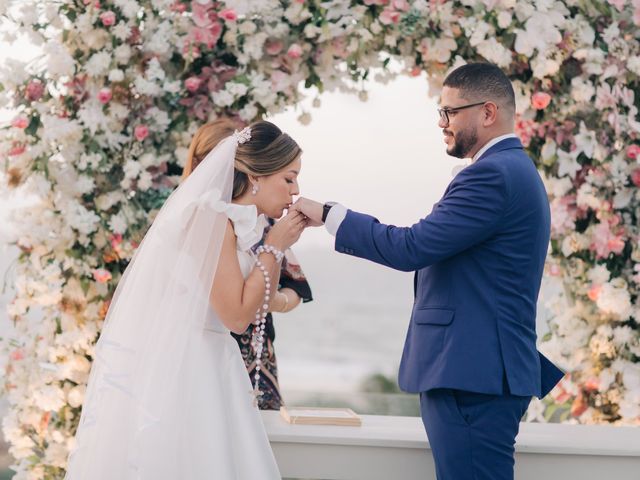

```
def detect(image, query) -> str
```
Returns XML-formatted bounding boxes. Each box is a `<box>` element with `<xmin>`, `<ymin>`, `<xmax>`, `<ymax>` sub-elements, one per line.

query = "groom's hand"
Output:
<box><xmin>292</xmin><ymin>198</ymin><xmax>324</xmax><ymax>227</ymax></box>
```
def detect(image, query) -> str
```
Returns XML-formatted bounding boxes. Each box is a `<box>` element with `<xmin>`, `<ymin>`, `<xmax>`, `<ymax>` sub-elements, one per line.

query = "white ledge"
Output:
<box><xmin>262</xmin><ymin>411</ymin><xmax>640</xmax><ymax>480</ymax></box>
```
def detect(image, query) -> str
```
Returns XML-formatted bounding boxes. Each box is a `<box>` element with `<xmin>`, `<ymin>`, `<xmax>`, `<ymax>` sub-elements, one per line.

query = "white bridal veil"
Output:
<box><xmin>65</xmin><ymin>133</ymin><xmax>243</xmax><ymax>478</ymax></box>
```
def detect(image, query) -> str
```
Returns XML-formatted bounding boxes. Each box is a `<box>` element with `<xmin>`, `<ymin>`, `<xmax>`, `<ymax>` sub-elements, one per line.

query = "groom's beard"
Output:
<box><xmin>446</xmin><ymin>125</ymin><xmax>478</xmax><ymax>159</ymax></box>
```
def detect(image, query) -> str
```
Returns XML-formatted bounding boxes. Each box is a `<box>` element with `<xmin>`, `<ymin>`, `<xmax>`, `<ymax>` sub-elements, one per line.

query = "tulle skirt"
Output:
<box><xmin>65</xmin><ymin>327</ymin><xmax>281</xmax><ymax>480</ymax></box>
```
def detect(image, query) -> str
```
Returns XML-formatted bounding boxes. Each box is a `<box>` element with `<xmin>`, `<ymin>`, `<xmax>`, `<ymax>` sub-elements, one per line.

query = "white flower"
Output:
<box><xmin>76</xmin><ymin>175</ymin><xmax>96</xmax><ymax>195</ymax></box>
<box><xmin>109</xmin><ymin>69</ymin><xmax>125</xmax><ymax>82</ymax></box>
<box><xmin>239</xmin><ymin>21</ymin><xmax>257</xmax><ymax>35</ymax></box>
<box><xmin>134</xmin><ymin>76</ymin><xmax>163</xmax><ymax>96</ymax></box>
<box><xmin>570</xmin><ymin>77</ymin><xmax>595</xmax><ymax>103</ymax></box>
<box><xmin>108</xmin><ymin>213</ymin><xmax>128</xmax><ymax>235</ymax></box>
<box><xmin>628</xmin><ymin>56</ymin><xmax>640</xmax><ymax>76</ymax></box>
<box><xmin>115</xmin><ymin>0</ymin><xmax>141</xmax><ymax>19</ymax></box>
<box><xmin>596</xmin><ymin>282</ymin><xmax>632</xmax><ymax>320</ymax></box>
<box><xmin>44</xmin><ymin>42</ymin><xmax>75</xmax><ymax>78</ymax></box>
<box><xmin>113</xmin><ymin>22</ymin><xmax>131</xmax><ymax>41</ymax></box>
<box><xmin>40</xmin><ymin>115</ymin><xmax>83</xmax><ymax>145</ymax></box>
<box><xmin>497</xmin><ymin>11</ymin><xmax>512</xmax><ymax>29</ymax></box>
<box><xmin>114</xmin><ymin>44</ymin><xmax>132</xmax><ymax>64</ymax></box>
<box><xmin>587</xmin><ymin>265</ymin><xmax>610</xmax><ymax>284</ymax></box>
<box><xmin>85</xmin><ymin>51</ymin><xmax>112</xmax><ymax>77</ymax></box>
<box><xmin>612</xmin><ymin>326</ymin><xmax>635</xmax><ymax>347</ymax></box>
<box><xmin>239</xmin><ymin>103</ymin><xmax>258</xmax><ymax>122</ymax></box>
<box><xmin>32</xmin><ymin>385</ymin><xmax>66</xmax><ymax>412</ymax></box>
<box><xmin>65</xmin><ymin>200</ymin><xmax>100</xmax><ymax>235</ymax></box>
<box><xmin>137</xmin><ymin>171</ymin><xmax>153</xmax><ymax>191</ymax></box>
<box><xmin>557</xmin><ymin>149</ymin><xmax>581</xmax><ymax>179</ymax></box>
<box><xmin>477</xmin><ymin>37</ymin><xmax>512</xmax><ymax>67</ymax></box>
<box><xmin>122</xmin><ymin>159</ymin><xmax>142</xmax><ymax>180</ymax></box>
<box><xmin>574</xmin><ymin>122</ymin><xmax>597</xmax><ymax>159</ymax></box>
<box><xmin>211</xmin><ymin>89</ymin><xmax>235</xmax><ymax>107</ymax></box>
<box><xmin>227</xmin><ymin>82</ymin><xmax>249</xmax><ymax>98</ymax></box>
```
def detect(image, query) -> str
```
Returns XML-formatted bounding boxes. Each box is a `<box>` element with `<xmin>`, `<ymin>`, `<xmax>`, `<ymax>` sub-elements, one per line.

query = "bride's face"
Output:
<box><xmin>255</xmin><ymin>156</ymin><xmax>301</xmax><ymax>218</ymax></box>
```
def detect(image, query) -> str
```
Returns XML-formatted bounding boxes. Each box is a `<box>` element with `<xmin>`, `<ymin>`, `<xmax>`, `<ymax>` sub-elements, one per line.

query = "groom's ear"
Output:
<box><xmin>482</xmin><ymin>101</ymin><xmax>499</xmax><ymax>127</ymax></box>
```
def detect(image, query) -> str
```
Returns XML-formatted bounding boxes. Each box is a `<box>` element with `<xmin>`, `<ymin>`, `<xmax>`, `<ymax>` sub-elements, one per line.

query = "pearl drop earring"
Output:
<box><xmin>251</xmin><ymin>184</ymin><xmax>258</xmax><ymax>195</ymax></box>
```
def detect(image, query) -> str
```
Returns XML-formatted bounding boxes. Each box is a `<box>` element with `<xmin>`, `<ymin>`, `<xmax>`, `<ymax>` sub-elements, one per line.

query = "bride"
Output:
<box><xmin>64</xmin><ymin>119</ymin><xmax>307</xmax><ymax>479</ymax></box>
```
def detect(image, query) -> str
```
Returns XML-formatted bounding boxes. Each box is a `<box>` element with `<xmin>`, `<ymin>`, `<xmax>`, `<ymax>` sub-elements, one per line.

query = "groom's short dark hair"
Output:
<box><xmin>443</xmin><ymin>63</ymin><xmax>516</xmax><ymax>113</ymax></box>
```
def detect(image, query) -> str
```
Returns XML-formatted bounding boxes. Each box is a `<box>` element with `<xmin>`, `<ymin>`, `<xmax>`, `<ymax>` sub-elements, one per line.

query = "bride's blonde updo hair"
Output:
<box><xmin>182</xmin><ymin>118</ymin><xmax>302</xmax><ymax>199</ymax></box>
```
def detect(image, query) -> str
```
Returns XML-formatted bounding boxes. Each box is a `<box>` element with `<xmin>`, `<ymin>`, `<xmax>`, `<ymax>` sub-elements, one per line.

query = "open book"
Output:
<box><xmin>279</xmin><ymin>406</ymin><xmax>362</xmax><ymax>426</ymax></box>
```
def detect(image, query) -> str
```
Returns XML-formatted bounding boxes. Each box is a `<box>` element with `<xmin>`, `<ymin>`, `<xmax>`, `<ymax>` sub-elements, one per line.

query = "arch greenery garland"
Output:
<box><xmin>0</xmin><ymin>0</ymin><xmax>639</xmax><ymax>477</ymax></box>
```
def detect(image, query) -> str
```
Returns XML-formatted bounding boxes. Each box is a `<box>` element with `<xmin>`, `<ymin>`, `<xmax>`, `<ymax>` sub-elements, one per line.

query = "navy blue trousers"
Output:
<box><xmin>420</xmin><ymin>386</ymin><xmax>531</xmax><ymax>480</ymax></box>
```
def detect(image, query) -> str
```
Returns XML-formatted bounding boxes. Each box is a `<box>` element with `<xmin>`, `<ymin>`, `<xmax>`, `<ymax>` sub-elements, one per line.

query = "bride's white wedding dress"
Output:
<box><xmin>64</xmin><ymin>135</ymin><xmax>281</xmax><ymax>479</ymax></box>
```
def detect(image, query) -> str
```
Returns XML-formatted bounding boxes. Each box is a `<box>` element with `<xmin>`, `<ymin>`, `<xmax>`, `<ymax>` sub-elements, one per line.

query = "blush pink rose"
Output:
<box><xmin>626</xmin><ymin>144</ymin><xmax>640</xmax><ymax>160</ymax></box>
<box><xmin>392</xmin><ymin>0</ymin><xmax>410</xmax><ymax>10</ymax></box>
<box><xmin>184</xmin><ymin>76</ymin><xmax>202</xmax><ymax>92</ymax></box>
<box><xmin>531</xmin><ymin>92</ymin><xmax>552</xmax><ymax>110</ymax></box>
<box><xmin>587</xmin><ymin>285</ymin><xmax>602</xmax><ymax>301</ymax></box>
<box><xmin>287</xmin><ymin>44</ymin><xmax>303</xmax><ymax>59</ymax></box>
<box><xmin>8</xmin><ymin>144</ymin><xmax>26</xmax><ymax>156</ymax></box>
<box><xmin>100</xmin><ymin>11</ymin><xmax>116</xmax><ymax>26</ymax></box>
<box><xmin>219</xmin><ymin>8</ymin><xmax>237</xmax><ymax>21</ymax></box>
<box><xmin>379</xmin><ymin>8</ymin><xmax>401</xmax><ymax>24</ymax></box>
<box><xmin>632</xmin><ymin>168</ymin><xmax>640</xmax><ymax>186</ymax></box>
<box><xmin>11</xmin><ymin>116</ymin><xmax>28</xmax><ymax>129</ymax></box>
<box><xmin>93</xmin><ymin>269</ymin><xmax>112</xmax><ymax>283</ymax></box>
<box><xmin>265</xmin><ymin>39</ymin><xmax>284</xmax><ymax>55</ymax></box>
<box><xmin>97</xmin><ymin>87</ymin><xmax>112</xmax><ymax>104</ymax></box>
<box><xmin>25</xmin><ymin>80</ymin><xmax>45</xmax><ymax>101</ymax></box>
<box><xmin>10</xmin><ymin>349</ymin><xmax>25</xmax><ymax>361</ymax></box>
<box><xmin>134</xmin><ymin>125</ymin><xmax>149</xmax><ymax>141</ymax></box>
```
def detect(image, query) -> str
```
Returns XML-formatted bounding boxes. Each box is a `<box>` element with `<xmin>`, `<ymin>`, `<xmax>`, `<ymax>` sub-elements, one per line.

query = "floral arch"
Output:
<box><xmin>0</xmin><ymin>0</ymin><xmax>639</xmax><ymax>476</ymax></box>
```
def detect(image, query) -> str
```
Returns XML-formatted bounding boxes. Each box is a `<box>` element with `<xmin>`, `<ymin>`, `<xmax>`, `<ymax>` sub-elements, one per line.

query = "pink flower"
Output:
<box><xmin>364</xmin><ymin>0</ymin><xmax>389</xmax><ymax>4</ymax></box>
<box><xmin>287</xmin><ymin>44</ymin><xmax>303</xmax><ymax>59</ymax></box>
<box><xmin>97</xmin><ymin>87</ymin><xmax>112</xmax><ymax>104</ymax></box>
<box><xmin>11</xmin><ymin>116</ymin><xmax>29</xmax><ymax>129</ymax></box>
<box><xmin>10</xmin><ymin>349</ymin><xmax>25</xmax><ymax>361</ymax></box>
<box><xmin>548</xmin><ymin>264</ymin><xmax>562</xmax><ymax>276</ymax></box>
<box><xmin>265</xmin><ymin>38</ymin><xmax>284</xmax><ymax>55</ymax></box>
<box><xmin>379</xmin><ymin>8</ymin><xmax>401</xmax><ymax>24</ymax></box>
<box><xmin>192</xmin><ymin>2</ymin><xmax>215</xmax><ymax>28</ymax></box>
<box><xmin>219</xmin><ymin>8</ymin><xmax>237</xmax><ymax>21</ymax></box>
<box><xmin>588</xmin><ymin>285</ymin><xmax>602</xmax><ymax>301</ymax></box>
<box><xmin>8</xmin><ymin>144</ymin><xmax>26</xmax><ymax>156</ymax></box>
<box><xmin>626</xmin><ymin>144</ymin><xmax>640</xmax><ymax>160</ymax></box>
<box><xmin>134</xmin><ymin>125</ymin><xmax>149</xmax><ymax>141</ymax></box>
<box><xmin>93</xmin><ymin>269</ymin><xmax>112</xmax><ymax>283</ymax></box>
<box><xmin>590</xmin><ymin>222</ymin><xmax>625</xmax><ymax>259</ymax></box>
<box><xmin>531</xmin><ymin>92</ymin><xmax>552</xmax><ymax>110</ymax></box>
<box><xmin>631</xmin><ymin>168</ymin><xmax>640</xmax><ymax>186</ymax></box>
<box><xmin>25</xmin><ymin>80</ymin><xmax>44</xmax><ymax>101</ymax></box>
<box><xmin>100</xmin><ymin>11</ymin><xmax>116</xmax><ymax>26</ymax></box>
<box><xmin>110</xmin><ymin>233</ymin><xmax>123</xmax><ymax>249</ymax></box>
<box><xmin>392</xmin><ymin>0</ymin><xmax>410</xmax><ymax>10</ymax></box>
<box><xmin>184</xmin><ymin>76</ymin><xmax>202</xmax><ymax>92</ymax></box>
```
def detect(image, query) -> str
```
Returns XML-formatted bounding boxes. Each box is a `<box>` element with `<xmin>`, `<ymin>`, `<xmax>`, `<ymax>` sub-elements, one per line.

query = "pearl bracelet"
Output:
<box><xmin>256</xmin><ymin>244</ymin><xmax>284</xmax><ymax>263</ymax></box>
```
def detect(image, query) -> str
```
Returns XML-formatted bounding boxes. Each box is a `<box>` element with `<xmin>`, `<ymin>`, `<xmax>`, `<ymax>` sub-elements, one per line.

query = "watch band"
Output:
<box><xmin>322</xmin><ymin>202</ymin><xmax>336</xmax><ymax>223</ymax></box>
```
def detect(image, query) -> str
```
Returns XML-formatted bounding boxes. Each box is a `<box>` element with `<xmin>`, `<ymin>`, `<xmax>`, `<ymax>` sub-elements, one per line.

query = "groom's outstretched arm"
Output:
<box><xmin>295</xmin><ymin>160</ymin><xmax>509</xmax><ymax>272</ymax></box>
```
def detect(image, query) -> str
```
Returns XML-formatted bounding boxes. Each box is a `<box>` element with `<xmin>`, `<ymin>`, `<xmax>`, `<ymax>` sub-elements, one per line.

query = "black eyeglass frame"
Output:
<box><xmin>438</xmin><ymin>101</ymin><xmax>489</xmax><ymax>125</ymax></box>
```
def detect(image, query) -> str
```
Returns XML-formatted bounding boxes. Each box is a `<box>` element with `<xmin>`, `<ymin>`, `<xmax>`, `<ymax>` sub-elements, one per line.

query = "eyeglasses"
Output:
<box><xmin>437</xmin><ymin>101</ymin><xmax>488</xmax><ymax>125</ymax></box>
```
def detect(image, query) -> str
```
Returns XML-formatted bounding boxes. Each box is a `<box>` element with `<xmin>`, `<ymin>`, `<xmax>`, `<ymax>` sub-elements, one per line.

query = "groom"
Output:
<box><xmin>293</xmin><ymin>63</ymin><xmax>564</xmax><ymax>480</ymax></box>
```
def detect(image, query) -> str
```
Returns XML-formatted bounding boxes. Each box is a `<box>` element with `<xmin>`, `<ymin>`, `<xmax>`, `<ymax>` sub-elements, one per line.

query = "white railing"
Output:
<box><xmin>262</xmin><ymin>411</ymin><xmax>640</xmax><ymax>480</ymax></box>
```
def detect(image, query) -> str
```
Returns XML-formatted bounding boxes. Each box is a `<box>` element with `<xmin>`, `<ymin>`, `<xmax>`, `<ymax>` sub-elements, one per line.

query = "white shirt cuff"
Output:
<box><xmin>324</xmin><ymin>203</ymin><xmax>347</xmax><ymax>237</ymax></box>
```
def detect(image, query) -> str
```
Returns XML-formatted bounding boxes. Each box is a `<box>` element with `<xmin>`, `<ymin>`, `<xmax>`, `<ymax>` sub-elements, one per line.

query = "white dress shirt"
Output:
<box><xmin>324</xmin><ymin>133</ymin><xmax>519</xmax><ymax>237</ymax></box>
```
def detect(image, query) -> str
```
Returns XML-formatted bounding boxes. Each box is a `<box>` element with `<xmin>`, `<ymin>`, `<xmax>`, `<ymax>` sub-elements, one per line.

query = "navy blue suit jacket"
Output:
<box><xmin>335</xmin><ymin>137</ymin><xmax>563</xmax><ymax>398</ymax></box>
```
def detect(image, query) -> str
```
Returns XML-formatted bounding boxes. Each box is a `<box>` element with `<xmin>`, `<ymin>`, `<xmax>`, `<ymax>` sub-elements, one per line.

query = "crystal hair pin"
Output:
<box><xmin>233</xmin><ymin>126</ymin><xmax>252</xmax><ymax>144</ymax></box>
